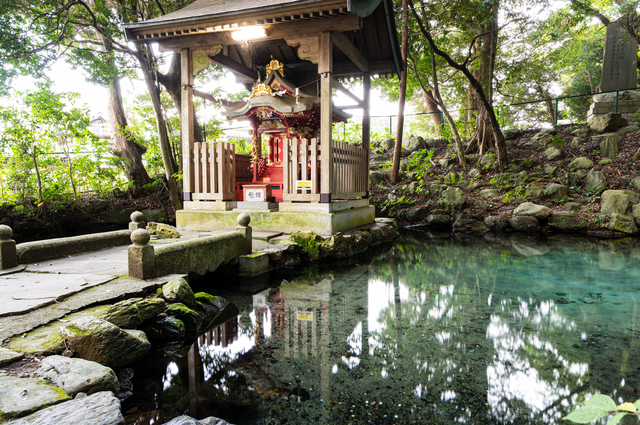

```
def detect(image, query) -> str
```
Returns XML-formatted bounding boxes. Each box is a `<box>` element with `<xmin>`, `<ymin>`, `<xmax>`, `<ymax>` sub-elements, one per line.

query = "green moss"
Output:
<box><xmin>194</xmin><ymin>292</ymin><xmax>215</xmax><ymax>302</ymax></box>
<box><xmin>165</xmin><ymin>303</ymin><xmax>198</xmax><ymax>315</ymax></box>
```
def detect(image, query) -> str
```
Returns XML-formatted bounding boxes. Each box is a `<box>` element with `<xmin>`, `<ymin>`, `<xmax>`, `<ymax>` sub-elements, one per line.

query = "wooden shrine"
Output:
<box><xmin>123</xmin><ymin>0</ymin><xmax>402</xmax><ymax>234</ymax></box>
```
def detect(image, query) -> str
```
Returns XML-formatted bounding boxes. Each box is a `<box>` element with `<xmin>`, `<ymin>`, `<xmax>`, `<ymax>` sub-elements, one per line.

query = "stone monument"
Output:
<box><xmin>588</xmin><ymin>21</ymin><xmax>640</xmax><ymax>121</ymax></box>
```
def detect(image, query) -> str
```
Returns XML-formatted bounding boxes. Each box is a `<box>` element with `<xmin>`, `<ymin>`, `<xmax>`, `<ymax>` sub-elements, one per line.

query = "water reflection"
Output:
<box><xmin>124</xmin><ymin>235</ymin><xmax>640</xmax><ymax>424</ymax></box>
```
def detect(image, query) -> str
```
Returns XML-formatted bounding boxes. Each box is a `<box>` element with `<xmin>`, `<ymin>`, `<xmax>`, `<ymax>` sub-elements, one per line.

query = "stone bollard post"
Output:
<box><xmin>235</xmin><ymin>213</ymin><xmax>252</xmax><ymax>255</ymax></box>
<box><xmin>0</xmin><ymin>225</ymin><xmax>17</xmax><ymax>269</ymax></box>
<box><xmin>128</xmin><ymin>229</ymin><xmax>155</xmax><ymax>279</ymax></box>
<box><xmin>129</xmin><ymin>211</ymin><xmax>146</xmax><ymax>231</ymax></box>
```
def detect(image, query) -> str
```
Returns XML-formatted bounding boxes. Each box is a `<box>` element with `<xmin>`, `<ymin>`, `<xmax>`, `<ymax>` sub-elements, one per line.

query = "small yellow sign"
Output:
<box><xmin>297</xmin><ymin>311</ymin><xmax>313</xmax><ymax>321</ymax></box>
<box><xmin>296</xmin><ymin>180</ymin><xmax>312</xmax><ymax>190</ymax></box>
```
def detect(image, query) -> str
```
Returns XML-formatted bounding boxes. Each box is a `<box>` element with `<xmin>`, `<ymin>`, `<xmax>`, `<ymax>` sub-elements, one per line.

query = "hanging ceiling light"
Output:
<box><xmin>231</xmin><ymin>26</ymin><xmax>269</xmax><ymax>41</ymax></box>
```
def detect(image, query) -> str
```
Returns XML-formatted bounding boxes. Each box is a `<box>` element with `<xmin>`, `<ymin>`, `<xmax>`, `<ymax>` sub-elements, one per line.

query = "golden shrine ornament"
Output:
<box><xmin>266</xmin><ymin>58</ymin><xmax>285</xmax><ymax>77</ymax></box>
<box><xmin>251</xmin><ymin>81</ymin><xmax>274</xmax><ymax>98</ymax></box>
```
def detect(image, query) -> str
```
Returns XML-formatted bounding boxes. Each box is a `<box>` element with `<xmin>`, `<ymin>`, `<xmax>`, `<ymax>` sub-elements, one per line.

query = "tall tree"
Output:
<box><xmin>407</xmin><ymin>0</ymin><xmax>509</xmax><ymax>168</ymax></box>
<box><xmin>390</xmin><ymin>0</ymin><xmax>409</xmax><ymax>184</ymax></box>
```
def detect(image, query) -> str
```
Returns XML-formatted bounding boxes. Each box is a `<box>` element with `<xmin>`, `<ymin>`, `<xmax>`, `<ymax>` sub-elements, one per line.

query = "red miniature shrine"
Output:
<box><xmin>222</xmin><ymin>59</ymin><xmax>350</xmax><ymax>202</ymax></box>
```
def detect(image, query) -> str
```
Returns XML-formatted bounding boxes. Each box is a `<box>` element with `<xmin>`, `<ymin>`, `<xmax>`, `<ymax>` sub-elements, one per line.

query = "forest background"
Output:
<box><xmin>0</xmin><ymin>0</ymin><xmax>638</xmax><ymax>213</ymax></box>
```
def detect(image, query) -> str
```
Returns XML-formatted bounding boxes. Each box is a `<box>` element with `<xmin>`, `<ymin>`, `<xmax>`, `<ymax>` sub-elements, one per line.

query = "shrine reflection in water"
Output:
<box><xmin>123</xmin><ymin>233</ymin><xmax>640</xmax><ymax>424</ymax></box>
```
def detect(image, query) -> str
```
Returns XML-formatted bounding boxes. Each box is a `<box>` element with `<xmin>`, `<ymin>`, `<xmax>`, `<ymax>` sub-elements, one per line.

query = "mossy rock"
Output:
<box><xmin>102</xmin><ymin>297</ymin><xmax>166</xmax><ymax>329</ymax></box>
<box><xmin>609</xmin><ymin>213</ymin><xmax>638</xmax><ymax>235</ymax></box>
<box><xmin>164</xmin><ymin>303</ymin><xmax>202</xmax><ymax>330</ymax></box>
<box><xmin>147</xmin><ymin>222</ymin><xmax>180</xmax><ymax>239</ymax></box>
<box><xmin>194</xmin><ymin>292</ymin><xmax>230</xmax><ymax>316</ymax></box>
<box><xmin>162</xmin><ymin>277</ymin><xmax>196</xmax><ymax>309</ymax></box>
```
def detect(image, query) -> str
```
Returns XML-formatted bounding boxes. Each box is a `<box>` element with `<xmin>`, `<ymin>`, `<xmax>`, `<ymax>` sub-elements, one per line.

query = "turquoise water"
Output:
<box><xmin>123</xmin><ymin>233</ymin><xmax>640</xmax><ymax>424</ymax></box>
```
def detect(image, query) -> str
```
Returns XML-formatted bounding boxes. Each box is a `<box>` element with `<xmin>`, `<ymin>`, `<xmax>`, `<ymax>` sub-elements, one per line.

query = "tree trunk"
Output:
<box><xmin>408</xmin><ymin>0</ymin><xmax>508</xmax><ymax>168</ymax></box>
<box><xmin>135</xmin><ymin>43</ymin><xmax>183</xmax><ymax>211</ymax></box>
<box><xmin>466</xmin><ymin>6</ymin><xmax>499</xmax><ymax>156</ymax></box>
<box><xmin>31</xmin><ymin>144</ymin><xmax>42</xmax><ymax>203</ymax></box>
<box><xmin>390</xmin><ymin>0</ymin><xmax>409</xmax><ymax>184</ymax></box>
<box><xmin>107</xmin><ymin>77</ymin><xmax>153</xmax><ymax>189</ymax></box>
<box><xmin>422</xmin><ymin>88</ymin><xmax>443</xmax><ymax>130</ymax></box>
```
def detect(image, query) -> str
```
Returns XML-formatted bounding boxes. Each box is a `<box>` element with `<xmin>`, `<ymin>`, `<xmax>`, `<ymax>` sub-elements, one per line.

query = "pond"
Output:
<box><xmin>121</xmin><ymin>232</ymin><xmax>640</xmax><ymax>425</ymax></box>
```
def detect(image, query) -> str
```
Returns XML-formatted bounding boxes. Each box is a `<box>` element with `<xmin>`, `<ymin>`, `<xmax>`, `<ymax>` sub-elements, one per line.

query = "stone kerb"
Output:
<box><xmin>129</xmin><ymin>214</ymin><xmax>253</xmax><ymax>279</ymax></box>
<box><xmin>14</xmin><ymin>212</ymin><xmax>146</xmax><ymax>264</ymax></box>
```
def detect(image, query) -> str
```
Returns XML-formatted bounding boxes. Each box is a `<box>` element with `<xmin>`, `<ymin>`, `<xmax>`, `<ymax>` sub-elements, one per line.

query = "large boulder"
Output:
<box><xmin>513</xmin><ymin>202</ymin><xmax>552</xmax><ymax>220</ymax></box>
<box><xmin>509</xmin><ymin>216</ymin><xmax>540</xmax><ymax>232</ymax></box>
<box><xmin>369</xmin><ymin>171</ymin><xmax>385</xmax><ymax>185</ymax></box>
<box><xmin>426</xmin><ymin>214</ymin><xmax>451</xmax><ymax>230</ymax></box>
<box><xmin>402</xmin><ymin>135</ymin><xmax>426</xmax><ymax>152</ymax></box>
<box><xmin>38</xmin><ymin>356</ymin><xmax>119</xmax><ymax>397</ymax></box>
<box><xmin>544</xmin><ymin>146</ymin><xmax>562</xmax><ymax>161</ymax></box>
<box><xmin>503</xmin><ymin>128</ymin><xmax>523</xmax><ymax>140</ymax></box>
<box><xmin>549</xmin><ymin>212</ymin><xmax>587</xmax><ymax>231</ymax></box>
<box><xmin>9</xmin><ymin>391</ymin><xmax>124</xmax><ymax>425</ymax></box>
<box><xmin>571</xmin><ymin>128</ymin><xmax>590</xmax><ymax>138</ymax></box>
<box><xmin>147</xmin><ymin>222</ymin><xmax>180</xmax><ymax>239</ymax></box>
<box><xmin>601</xmin><ymin>190</ymin><xmax>631</xmax><ymax>215</ymax></box>
<box><xmin>440</xmin><ymin>187</ymin><xmax>466</xmax><ymax>209</ymax></box>
<box><xmin>0</xmin><ymin>375</ymin><xmax>70</xmax><ymax>420</ymax></box>
<box><xmin>609</xmin><ymin>213</ymin><xmax>638</xmax><ymax>235</ymax></box>
<box><xmin>583</xmin><ymin>170</ymin><xmax>607</xmax><ymax>192</ymax></box>
<box><xmin>406</xmin><ymin>206</ymin><xmax>429</xmax><ymax>222</ymax></box>
<box><xmin>569</xmin><ymin>157</ymin><xmax>593</xmax><ymax>169</ymax></box>
<box><xmin>60</xmin><ymin>316</ymin><xmax>150</xmax><ymax>368</ymax></box>
<box><xmin>483</xmin><ymin>216</ymin><xmax>509</xmax><ymax>231</ymax></box>
<box><xmin>162</xmin><ymin>278</ymin><xmax>196</xmax><ymax>309</ymax></box>
<box><xmin>545</xmin><ymin>183</ymin><xmax>569</xmax><ymax>201</ymax></box>
<box><xmin>599</xmin><ymin>133</ymin><xmax>620</xmax><ymax>157</ymax></box>
<box><xmin>531</xmin><ymin>132</ymin><xmax>553</xmax><ymax>147</ymax></box>
<box><xmin>588</xmin><ymin>112</ymin><xmax>628</xmax><ymax>133</ymax></box>
<box><xmin>102</xmin><ymin>297</ymin><xmax>166</xmax><ymax>329</ymax></box>
<box><xmin>452</xmin><ymin>213</ymin><xmax>488</xmax><ymax>233</ymax></box>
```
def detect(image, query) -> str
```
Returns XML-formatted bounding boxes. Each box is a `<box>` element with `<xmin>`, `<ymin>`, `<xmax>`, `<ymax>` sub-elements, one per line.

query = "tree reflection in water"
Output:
<box><xmin>124</xmin><ymin>234</ymin><xmax>640</xmax><ymax>425</ymax></box>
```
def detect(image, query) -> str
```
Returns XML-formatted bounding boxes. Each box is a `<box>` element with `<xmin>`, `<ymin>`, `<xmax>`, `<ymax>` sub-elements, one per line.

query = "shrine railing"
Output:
<box><xmin>331</xmin><ymin>140</ymin><xmax>368</xmax><ymax>200</ymax></box>
<box><xmin>281</xmin><ymin>138</ymin><xmax>368</xmax><ymax>202</ymax></box>
<box><xmin>191</xmin><ymin>142</ymin><xmax>236</xmax><ymax>201</ymax></box>
<box><xmin>282</xmin><ymin>138</ymin><xmax>320</xmax><ymax>202</ymax></box>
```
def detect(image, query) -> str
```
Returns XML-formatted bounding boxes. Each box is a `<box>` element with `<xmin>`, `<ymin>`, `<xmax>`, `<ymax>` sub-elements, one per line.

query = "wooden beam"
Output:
<box><xmin>331</xmin><ymin>31</ymin><xmax>369</xmax><ymax>72</ymax></box>
<box><xmin>318</xmin><ymin>31</ymin><xmax>333</xmax><ymax>201</ymax></box>
<box><xmin>331</xmin><ymin>77</ymin><xmax>364</xmax><ymax>108</ymax></box>
<box><xmin>209</xmin><ymin>53</ymin><xmax>258</xmax><ymax>82</ymax></box>
<box><xmin>158</xmin><ymin>14</ymin><xmax>360</xmax><ymax>52</ymax></box>
<box><xmin>181</xmin><ymin>48</ymin><xmax>194</xmax><ymax>199</ymax></box>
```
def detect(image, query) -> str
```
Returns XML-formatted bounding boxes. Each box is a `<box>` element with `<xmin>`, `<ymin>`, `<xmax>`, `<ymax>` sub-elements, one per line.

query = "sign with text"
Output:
<box><xmin>296</xmin><ymin>311</ymin><xmax>313</xmax><ymax>321</ymax></box>
<box><xmin>245</xmin><ymin>188</ymin><xmax>265</xmax><ymax>201</ymax></box>
<box><xmin>296</xmin><ymin>180</ymin><xmax>312</xmax><ymax>190</ymax></box>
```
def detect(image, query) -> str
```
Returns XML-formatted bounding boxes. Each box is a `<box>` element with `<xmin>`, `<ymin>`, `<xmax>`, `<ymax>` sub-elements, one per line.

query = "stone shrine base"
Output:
<box><xmin>177</xmin><ymin>199</ymin><xmax>375</xmax><ymax>236</ymax></box>
<box><xmin>587</xmin><ymin>90</ymin><xmax>640</xmax><ymax>121</ymax></box>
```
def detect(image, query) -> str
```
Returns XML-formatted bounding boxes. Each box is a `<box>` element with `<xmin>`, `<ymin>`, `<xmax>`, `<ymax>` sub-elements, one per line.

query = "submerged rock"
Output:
<box><xmin>102</xmin><ymin>297</ymin><xmax>166</xmax><ymax>329</ymax></box>
<box><xmin>60</xmin><ymin>316</ymin><xmax>150</xmax><ymax>368</ymax></box>
<box><xmin>0</xmin><ymin>374</ymin><xmax>70</xmax><ymax>420</ymax></box>
<box><xmin>9</xmin><ymin>391</ymin><xmax>124</xmax><ymax>425</ymax></box>
<box><xmin>162</xmin><ymin>415</ymin><xmax>233</xmax><ymax>425</ymax></box>
<box><xmin>38</xmin><ymin>355</ymin><xmax>119</xmax><ymax>397</ymax></box>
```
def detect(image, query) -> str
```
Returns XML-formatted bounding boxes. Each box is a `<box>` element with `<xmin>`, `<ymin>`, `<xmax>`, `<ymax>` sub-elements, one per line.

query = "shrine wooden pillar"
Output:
<box><xmin>362</xmin><ymin>72</ymin><xmax>371</xmax><ymax>195</ymax></box>
<box><xmin>318</xmin><ymin>31</ymin><xmax>333</xmax><ymax>203</ymax></box>
<box><xmin>181</xmin><ymin>48</ymin><xmax>194</xmax><ymax>201</ymax></box>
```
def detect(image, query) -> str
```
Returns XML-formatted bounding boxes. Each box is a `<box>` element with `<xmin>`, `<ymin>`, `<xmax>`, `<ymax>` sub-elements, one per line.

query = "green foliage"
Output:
<box><xmin>406</xmin><ymin>149</ymin><xmax>434</xmax><ymax>177</ymax></box>
<box><xmin>0</xmin><ymin>83</ymin><xmax>124</xmax><ymax>203</ymax></box>
<box><xmin>333</xmin><ymin>121</ymin><xmax>386</xmax><ymax>143</ymax></box>
<box><xmin>293</xmin><ymin>236</ymin><xmax>320</xmax><ymax>259</ymax></box>
<box><xmin>563</xmin><ymin>394</ymin><xmax>640</xmax><ymax>424</ymax></box>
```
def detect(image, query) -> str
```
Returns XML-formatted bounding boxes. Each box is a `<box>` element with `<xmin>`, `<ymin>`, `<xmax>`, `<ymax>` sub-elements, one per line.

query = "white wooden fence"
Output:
<box><xmin>191</xmin><ymin>142</ymin><xmax>236</xmax><ymax>201</ymax></box>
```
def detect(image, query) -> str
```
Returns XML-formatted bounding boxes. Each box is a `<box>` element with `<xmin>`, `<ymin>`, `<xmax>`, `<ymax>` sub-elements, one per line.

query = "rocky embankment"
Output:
<box><xmin>0</xmin><ymin>277</ymin><xmax>234</xmax><ymax>424</ymax></box>
<box><xmin>370</xmin><ymin>112</ymin><xmax>640</xmax><ymax>238</ymax></box>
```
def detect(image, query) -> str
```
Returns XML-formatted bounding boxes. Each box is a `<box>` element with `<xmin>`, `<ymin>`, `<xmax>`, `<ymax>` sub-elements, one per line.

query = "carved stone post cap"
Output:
<box><xmin>237</xmin><ymin>212</ymin><xmax>251</xmax><ymax>227</ymax></box>
<box><xmin>131</xmin><ymin>229</ymin><xmax>150</xmax><ymax>246</ymax></box>
<box><xmin>130</xmin><ymin>211</ymin><xmax>145</xmax><ymax>223</ymax></box>
<box><xmin>0</xmin><ymin>225</ymin><xmax>12</xmax><ymax>240</ymax></box>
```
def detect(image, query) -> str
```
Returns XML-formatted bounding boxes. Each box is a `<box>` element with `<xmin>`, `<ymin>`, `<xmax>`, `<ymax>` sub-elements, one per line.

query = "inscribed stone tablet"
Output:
<box><xmin>600</xmin><ymin>22</ymin><xmax>638</xmax><ymax>92</ymax></box>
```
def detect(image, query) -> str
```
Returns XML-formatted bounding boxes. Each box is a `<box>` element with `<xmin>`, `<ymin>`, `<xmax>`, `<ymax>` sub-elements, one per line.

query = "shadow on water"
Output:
<box><xmin>121</xmin><ymin>232</ymin><xmax>640</xmax><ymax>424</ymax></box>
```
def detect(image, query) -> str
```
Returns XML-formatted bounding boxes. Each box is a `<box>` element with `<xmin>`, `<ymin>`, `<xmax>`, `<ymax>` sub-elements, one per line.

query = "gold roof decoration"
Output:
<box><xmin>251</xmin><ymin>80</ymin><xmax>274</xmax><ymax>98</ymax></box>
<box><xmin>266</xmin><ymin>58</ymin><xmax>285</xmax><ymax>77</ymax></box>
